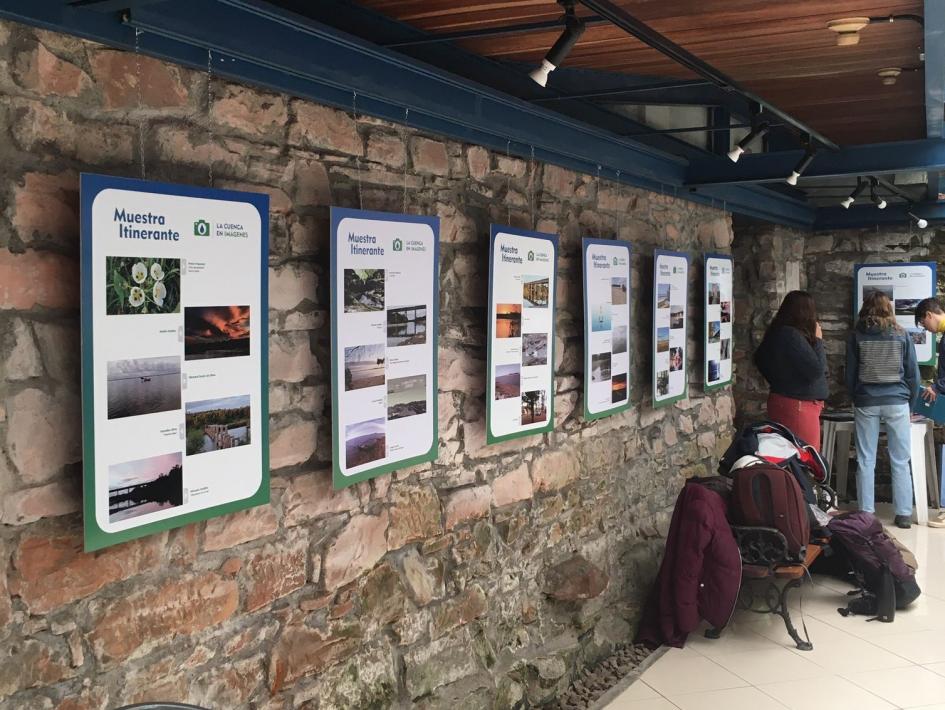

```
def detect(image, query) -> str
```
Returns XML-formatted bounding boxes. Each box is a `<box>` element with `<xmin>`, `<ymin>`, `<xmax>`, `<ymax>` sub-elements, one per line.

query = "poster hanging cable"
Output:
<box><xmin>506</xmin><ymin>139</ymin><xmax>512</xmax><ymax>226</ymax></box>
<box><xmin>134</xmin><ymin>29</ymin><xmax>146</xmax><ymax>180</ymax></box>
<box><xmin>206</xmin><ymin>48</ymin><xmax>214</xmax><ymax>187</ymax></box>
<box><xmin>402</xmin><ymin>107</ymin><xmax>409</xmax><ymax>214</ymax></box>
<box><xmin>353</xmin><ymin>91</ymin><xmax>363</xmax><ymax>210</ymax></box>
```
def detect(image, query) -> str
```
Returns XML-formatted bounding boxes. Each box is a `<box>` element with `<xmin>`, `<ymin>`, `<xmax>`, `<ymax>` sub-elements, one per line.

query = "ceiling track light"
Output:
<box><xmin>908</xmin><ymin>211</ymin><xmax>929</xmax><ymax>229</ymax></box>
<box><xmin>529</xmin><ymin>2</ymin><xmax>586</xmax><ymax>87</ymax></box>
<box><xmin>869</xmin><ymin>179</ymin><xmax>887</xmax><ymax>209</ymax></box>
<box><xmin>841</xmin><ymin>178</ymin><xmax>867</xmax><ymax>208</ymax></box>
<box><xmin>727</xmin><ymin>121</ymin><xmax>770</xmax><ymax>163</ymax></box>
<box><xmin>827</xmin><ymin>17</ymin><xmax>870</xmax><ymax>45</ymax></box>
<box><xmin>786</xmin><ymin>144</ymin><xmax>816</xmax><ymax>185</ymax></box>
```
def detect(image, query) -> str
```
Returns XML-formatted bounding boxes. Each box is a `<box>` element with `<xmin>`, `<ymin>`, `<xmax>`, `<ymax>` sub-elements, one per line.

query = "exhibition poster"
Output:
<box><xmin>854</xmin><ymin>261</ymin><xmax>937</xmax><ymax>365</ymax></box>
<box><xmin>704</xmin><ymin>253</ymin><xmax>734</xmax><ymax>390</ymax></box>
<box><xmin>81</xmin><ymin>174</ymin><xmax>269</xmax><ymax>551</ymax></box>
<box><xmin>652</xmin><ymin>249</ymin><xmax>689</xmax><ymax>407</ymax></box>
<box><xmin>330</xmin><ymin>207</ymin><xmax>439</xmax><ymax>488</ymax></box>
<box><xmin>487</xmin><ymin>225</ymin><xmax>558</xmax><ymax>443</ymax></box>
<box><xmin>583</xmin><ymin>238</ymin><xmax>632</xmax><ymax>420</ymax></box>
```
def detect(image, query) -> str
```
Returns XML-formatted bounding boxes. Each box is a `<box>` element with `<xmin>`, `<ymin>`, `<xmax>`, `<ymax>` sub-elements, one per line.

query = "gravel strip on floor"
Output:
<box><xmin>553</xmin><ymin>643</ymin><xmax>665</xmax><ymax>710</ymax></box>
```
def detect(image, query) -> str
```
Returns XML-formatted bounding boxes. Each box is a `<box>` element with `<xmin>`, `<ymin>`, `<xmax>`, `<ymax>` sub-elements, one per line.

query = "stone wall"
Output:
<box><xmin>0</xmin><ymin>19</ymin><xmax>736</xmax><ymax>709</ymax></box>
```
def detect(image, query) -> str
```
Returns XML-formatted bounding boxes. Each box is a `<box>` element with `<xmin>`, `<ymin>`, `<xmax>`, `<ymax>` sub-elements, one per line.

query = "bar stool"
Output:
<box><xmin>820</xmin><ymin>410</ymin><xmax>939</xmax><ymax>524</ymax></box>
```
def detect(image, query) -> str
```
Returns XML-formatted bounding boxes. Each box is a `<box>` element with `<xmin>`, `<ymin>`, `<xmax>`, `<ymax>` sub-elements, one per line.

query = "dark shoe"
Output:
<box><xmin>894</xmin><ymin>515</ymin><xmax>912</xmax><ymax>529</ymax></box>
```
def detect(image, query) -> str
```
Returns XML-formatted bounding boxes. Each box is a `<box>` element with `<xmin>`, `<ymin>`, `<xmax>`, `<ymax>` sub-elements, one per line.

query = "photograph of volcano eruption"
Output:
<box><xmin>184</xmin><ymin>305</ymin><xmax>251</xmax><ymax>360</ymax></box>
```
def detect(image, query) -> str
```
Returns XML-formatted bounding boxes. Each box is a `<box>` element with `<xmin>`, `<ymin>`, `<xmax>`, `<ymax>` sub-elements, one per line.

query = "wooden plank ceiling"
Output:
<box><xmin>355</xmin><ymin>0</ymin><xmax>926</xmax><ymax>145</ymax></box>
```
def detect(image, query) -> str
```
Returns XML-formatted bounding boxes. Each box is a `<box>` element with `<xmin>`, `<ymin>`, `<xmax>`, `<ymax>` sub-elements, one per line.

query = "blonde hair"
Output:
<box><xmin>857</xmin><ymin>290</ymin><xmax>902</xmax><ymax>333</ymax></box>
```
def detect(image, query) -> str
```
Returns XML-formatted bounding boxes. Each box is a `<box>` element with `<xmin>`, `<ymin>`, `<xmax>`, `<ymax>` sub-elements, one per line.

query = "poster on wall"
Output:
<box><xmin>583</xmin><ymin>238</ymin><xmax>632</xmax><ymax>420</ymax></box>
<box><xmin>81</xmin><ymin>174</ymin><xmax>269</xmax><ymax>552</ymax></box>
<box><xmin>704</xmin><ymin>253</ymin><xmax>734</xmax><ymax>390</ymax></box>
<box><xmin>652</xmin><ymin>249</ymin><xmax>689</xmax><ymax>407</ymax></box>
<box><xmin>487</xmin><ymin>225</ymin><xmax>558</xmax><ymax>443</ymax></box>
<box><xmin>331</xmin><ymin>207</ymin><xmax>439</xmax><ymax>488</ymax></box>
<box><xmin>854</xmin><ymin>261</ymin><xmax>937</xmax><ymax>365</ymax></box>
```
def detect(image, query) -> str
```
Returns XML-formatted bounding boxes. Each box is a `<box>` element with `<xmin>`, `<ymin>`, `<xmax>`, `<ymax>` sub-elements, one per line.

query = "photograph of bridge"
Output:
<box><xmin>185</xmin><ymin>395</ymin><xmax>251</xmax><ymax>456</ymax></box>
<box><xmin>108</xmin><ymin>451</ymin><xmax>183</xmax><ymax>523</ymax></box>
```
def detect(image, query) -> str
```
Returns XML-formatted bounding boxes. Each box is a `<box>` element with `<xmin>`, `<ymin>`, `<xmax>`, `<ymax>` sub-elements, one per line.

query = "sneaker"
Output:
<box><xmin>928</xmin><ymin>512</ymin><xmax>945</xmax><ymax>528</ymax></box>
<box><xmin>894</xmin><ymin>515</ymin><xmax>912</xmax><ymax>529</ymax></box>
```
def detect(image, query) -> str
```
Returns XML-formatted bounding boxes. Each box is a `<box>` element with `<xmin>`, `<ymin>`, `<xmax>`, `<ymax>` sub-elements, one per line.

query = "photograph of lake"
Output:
<box><xmin>387</xmin><ymin>305</ymin><xmax>426</xmax><ymax>347</ymax></box>
<box><xmin>185</xmin><ymin>395</ymin><xmax>251</xmax><ymax>456</ymax></box>
<box><xmin>591</xmin><ymin>303</ymin><xmax>612</xmax><ymax>332</ymax></box>
<box><xmin>612</xmin><ymin>326</ymin><xmax>627</xmax><ymax>354</ymax></box>
<box><xmin>611</xmin><ymin>277</ymin><xmax>628</xmax><ymax>305</ymax></box>
<box><xmin>656</xmin><ymin>327</ymin><xmax>670</xmax><ymax>353</ymax></box>
<box><xmin>495</xmin><ymin>363</ymin><xmax>521</xmax><ymax>399</ymax></box>
<box><xmin>107</xmin><ymin>355</ymin><xmax>181</xmax><ymax>420</ymax></box>
<box><xmin>184</xmin><ymin>305</ymin><xmax>250</xmax><ymax>360</ymax></box>
<box><xmin>387</xmin><ymin>374</ymin><xmax>427</xmax><ymax>420</ymax></box>
<box><xmin>344</xmin><ymin>343</ymin><xmax>386</xmax><ymax>391</ymax></box>
<box><xmin>657</xmin><ymin>284</ymin><xmax>671</xmax><ymax>309</ymax></box>
<box><xmin>346</xmin><ymin>418</ymin><xmax>386</xmax><ymax>468</ymax></box>
<box><xmin>108</xmin><ymin>451</ymin><xmax>183</xmax><ymax>523</ymax></box>
<box><xmin>495</xmin><ymin>303</ymin><xmax>522</xmax><ymax>338</ymax></box>
<box><xmin>344</xmin><ymin>269</ymin><xmax>385</xmax><ymax>312</ymax></box>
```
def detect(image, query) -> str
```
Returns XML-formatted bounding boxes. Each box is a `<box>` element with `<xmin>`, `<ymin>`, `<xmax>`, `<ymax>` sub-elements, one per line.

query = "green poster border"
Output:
<box><xmin>582</xmin><ymin>237</ymin><xmax>633</xmax><ymax>421</ymax></box>
<box><xmin>81</xmin><ymin>173</ymin><xmax>270</xmax><ymax>552</ymax></box>
<box><xmin>329</xmin><ymin>207</ymin><xmax>440</xmax><ymax>489</ymax></box>
<box><xmin>853</xmin><ymin>261</ymin><xmax>938</xmax><ymax>367</ymax></box>
<box><xmin>704</xmin><ymin>252</ymin><xmax>734</xmax><ymax>392</ymax></box>
<box><xmin>486</xmin><ymin>225</ymin><xmax>559</xmax><ymax>444</ymax></box>
<box><xmin>652</xmin><ymin>249</ymin><xmax>690</xmax><ymax>409</ymax></box>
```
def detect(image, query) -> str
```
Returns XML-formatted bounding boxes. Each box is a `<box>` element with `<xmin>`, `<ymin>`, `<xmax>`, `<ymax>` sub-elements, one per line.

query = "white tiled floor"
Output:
<box><xmin>607</xmin><ymin>510</ymin><xmax>945</xmax><ymax>710</ymax></box>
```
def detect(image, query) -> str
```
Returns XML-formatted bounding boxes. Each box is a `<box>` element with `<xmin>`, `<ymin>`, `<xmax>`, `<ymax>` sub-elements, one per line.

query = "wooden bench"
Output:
<box><xmin>707</xmin><ymin>528</ymin><xmax>826</xmax><ymax>651</ymax></box>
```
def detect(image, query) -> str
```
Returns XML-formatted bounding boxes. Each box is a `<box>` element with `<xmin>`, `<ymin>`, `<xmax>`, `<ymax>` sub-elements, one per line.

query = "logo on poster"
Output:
<box><xmin>393</xmin><ymin>238</ymin><xmax>403</xmax><ymax>251</ymax></box>
<box><xmin>613</xmin><ymin>257</ymin><xmax>618</xmax><ymax>266</ymax></box>
<box><xmin>528</xmin><ymin>251</ymin><xmax>535</xmax><ymax>261</ymax></box>
<box><xmin>194</xmin><ymin>219</ymin><xmax>211</xmax><ymax>237</ymax></box>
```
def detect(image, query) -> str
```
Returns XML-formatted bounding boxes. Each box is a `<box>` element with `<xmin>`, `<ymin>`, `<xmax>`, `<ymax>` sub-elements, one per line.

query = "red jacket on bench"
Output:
<box><xmin>635</xmin><ymin>479</ymin><xmax>741</xmax><ymax>648</ymax></box>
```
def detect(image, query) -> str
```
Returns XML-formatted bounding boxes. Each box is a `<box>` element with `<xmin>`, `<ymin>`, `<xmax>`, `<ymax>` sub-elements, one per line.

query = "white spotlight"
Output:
<box><xmin>528</xmin><ymin>59</ymin><xmax>556</xmax><ymax>88</ymax></box>
<box><xmin>727</xmin><ymin>122</ymin><xmax>770</xmax><ymax>163</ymax></box>
<box><xmin>529</xmin><ymin>6</ymin><xmax>585</xmax><ymax>88</ymax></box>
<box><xmin>841</xmin><ymin>179</ymin><xmax>867</xmax><ymax>208</ymax></box>
<box><xmin>727</xmin><ymin>145</ymin><xmax>745</xmax><ymax>163</ymax></box>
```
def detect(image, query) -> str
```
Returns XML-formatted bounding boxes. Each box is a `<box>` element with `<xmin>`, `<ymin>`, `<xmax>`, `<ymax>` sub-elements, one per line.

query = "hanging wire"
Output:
<box><xmin>595</xmin><ymin>164</ymin><xmax>602</xmax><ymax>237</ymax></box>
<box><xmin>133</xmin><ymin>29</ymin><xmax>147</xmax><ymax>180</ymax></box>
<box><xmin>506</xmin><ymin>139</ymin><xmax>512</xmax><ymax>225</ymax></box>
<box><xmin>352</xmin><ymin>92</ymin><xmax>364</xmax><ymax>210</ymax></box>
<box><xmin>616</xmin><ymin>169</ymin><xmax>623</xmax><ymax>239</ymax></box>
<box><xmin>530</xmin><ymin>145</ymin><xmax>536</xmax><ymax>229</ymax></box>
<box><xmin>402</xmin><ymin>107</ymin><xmax>409</xmax><ymax>214</ymax></box>
<box><xmin>206</xmin><ymin>48</ymin><xmax>214</xmax><ymax>187</ymax></box>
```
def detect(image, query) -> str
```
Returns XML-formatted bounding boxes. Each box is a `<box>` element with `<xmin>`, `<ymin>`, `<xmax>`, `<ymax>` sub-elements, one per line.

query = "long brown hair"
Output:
<box><xmin>857</xmin><ymin>290</ymin><xmax>902</xmax><ymax>333</ymax></box>
<box><xmin>766</xmin><ymin>290</ymin><xmax>818</xmax><ymax>344</ymax></box>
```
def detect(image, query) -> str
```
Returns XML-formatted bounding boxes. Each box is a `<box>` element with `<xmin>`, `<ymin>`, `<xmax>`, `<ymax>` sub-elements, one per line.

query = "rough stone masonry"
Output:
<box><xmin>0</xmin><ymin>19</ymin><xmax>735</xmax><ymax>709</ymax></box>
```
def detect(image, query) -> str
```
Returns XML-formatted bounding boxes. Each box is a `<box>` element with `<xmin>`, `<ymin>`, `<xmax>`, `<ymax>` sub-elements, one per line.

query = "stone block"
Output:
<box><xmin>242</xmin><ymin>532</ymin><xmax>308</xmax><ymax>612</ymax></box>
<box><xmin>283</xmin><ymin>470</ymin><xmax>358</xmax><ymax>526</ymax></box>
<box><xmin>411</xmin><ymin>137</ymin><xmax>449</xmax><ymax>176</ymax></box>
<box><xmin>268</xmin><ymin>623</ymin><xmax>361</xmax><ymax>692</ymax></box>
<box><xmin>0</xmin><ymin>479</ymin><xmax>80</xmax><ymax>526</ymax></box>
<box><xmin>5</xmin><ymin>318</ymin><xmax>43</xmax><ymax>381</ymax></box>
<box><xmin>366</xmin><ymin>132</ymin><xmax>406</xmax><ymax>168</ymax></box>
<box><xmin>388</xmin><ymin>484</ymin><xmax>443</xmax><ymax>550</ymax></box>
<box><xmin>0</xmin><ymin>250</ymin><xmax>78</xmax><ymax>311</ymax></box>
<box><xmin>90</xmin><ymin>49</ymin><xmax>189</xmax><ymax>109</ymax></box>
<box><xmin>531</xmin><ymin>449</ymin><xmax>580</xmax><ymax>492</ymax></box>
<box><xmin>14</xmin><ymin>44</ymin><xmax>91</xmax><ymax>97</ymax></box>
<box><xmin>467</xmin><ymin>146</ymin><xmax>490</xmax><ymax>180</ymax></box>
<box><xmin>543</xmin><ymin>555</ymin><xmax>608</xmax><ymax>602</ymax></box>
<box><xmin>404</xmin><ymin>630</ymin><xmax>481</xmax><ymax>699</ymax></box>
<box><xmin>444</xmin><ymin>485</ymin><xmax>491</xmax><ymax>530</ymax></box>
<box><xmin>289</xmin><ymin>102</ymin><xmax>362</xmax><ymax>155</ymax></box>
<box><xmin>269</xmin><ymin>418</ymin><xmax>317</xmax><ymax>469</ymax></box>
<box><xmin>0</xmin><ymin>638</ymin><xmax>75</xmax><ymax>700</ymax></box>
<box><xmin>6</xmin><ymin>387</ymin><xmax>80</xmax><ymax>485</ymax></box>
<box><xmin>202</xmin><ymin>503</ymin><xmax>278</xmax><ymax>551</ymax></box>
<box><xmin>323</xmin><ymin>512</ymin><xmax>389</xmax><ymax>590</ymax></box>
<box><xmin>211</xmin><ymin>85</ymin><xmax>287</xmax><ymax>141</ymax></box>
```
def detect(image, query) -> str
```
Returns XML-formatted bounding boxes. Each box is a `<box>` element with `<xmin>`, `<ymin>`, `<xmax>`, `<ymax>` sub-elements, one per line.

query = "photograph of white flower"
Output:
<box><xmin>105</xmin><ymin>256</ymin><xmax>180</xmax><ymax>315</ymax></box>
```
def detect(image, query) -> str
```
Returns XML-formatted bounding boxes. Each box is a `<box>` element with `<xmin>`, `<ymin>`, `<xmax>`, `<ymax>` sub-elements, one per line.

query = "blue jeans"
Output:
<box><xmin>854</xmin><ymin>403</ymin><xmax>913</xmax><ymax>517</ymax></box>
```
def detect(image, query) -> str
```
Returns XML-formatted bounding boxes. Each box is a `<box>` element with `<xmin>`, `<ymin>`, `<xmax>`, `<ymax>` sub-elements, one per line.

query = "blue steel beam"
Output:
<box><xmin>0</xmin><ymin>0</ymin><xmax>816</xmax><ymax>228</ymax></box>
<box><xmin>815</xmin><ymin>202</ymin><xmax>945</xmax><ymax>230</ymax></box>
<box><xmin>686</xmin><ymin>139</ymin><xmax>945</xmax><ymax>187</ymax></box>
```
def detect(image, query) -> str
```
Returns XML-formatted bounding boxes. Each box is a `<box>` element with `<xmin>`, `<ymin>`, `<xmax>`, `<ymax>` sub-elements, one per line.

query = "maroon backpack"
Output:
<box><xmin>730</xmin><ymin>463</ymin><xmax>810</xmax><ymax>561</ymax></box>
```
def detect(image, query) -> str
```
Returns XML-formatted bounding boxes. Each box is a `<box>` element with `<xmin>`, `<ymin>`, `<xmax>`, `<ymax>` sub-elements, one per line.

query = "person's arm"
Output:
<box><xmin>903</xmin><ymin>334</ymin><xmax>920</xmax><ymax>408</ymax></box>
<box><xmin>935</xmin><ymin>338</ymin><xmax>945</xmax><ymax>394</ymax></box>
<box><xmin>845</xmin><ymin>333</ymin><xmax>858</xmax><ymax>396</ymax></box>
<box><xmin>784</xmin><ymin>327</ymin><xmax>826</xmax><ymax>382</ymax></box>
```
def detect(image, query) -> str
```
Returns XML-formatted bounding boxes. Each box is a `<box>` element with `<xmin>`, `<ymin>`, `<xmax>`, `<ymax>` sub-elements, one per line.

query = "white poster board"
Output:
<box><xmin>487</xmin><ymin>225</ymin><xmax>558</xmax><ymax>443</ymax></box>
<box><xmin>653</xmin><ymin>250</ymin><xmax>689</xmax><ymax>407</ymax></box>
<box><xmin>854</xmin><ymin>262</ymin><xmax>937</xmax><ymax>365</ymax></box>
<box><xmin>330</xmin><ymin>207</ymin><xmax>439</xmax><ymax>488</ymax></box>
<box><xmin>81</xmin><ymin>174</ymin><xmax>269</xmax><ymax>551</ymax></box>
<box><xmin>705</xmin><ymin>253</ymin><xmax>734</xmax><ymax>389</ymax></box>
<box><xmin>583</xmin><ymin>238</ymin><xmax>632</xmax><ymax>419</ymax></box>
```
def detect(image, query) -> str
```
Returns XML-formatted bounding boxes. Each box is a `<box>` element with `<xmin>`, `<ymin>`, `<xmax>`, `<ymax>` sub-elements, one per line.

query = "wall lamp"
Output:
<box><xmin>841</xmin><ymin>178</ymin><xmax>867</xmax><ymax>208</ymax></box>
<box><xmin>529</xmin><ymin>2</ymin><xmax>586</xmax><ymax>87</ymax></box>
<box><xmin>786</xmin><ymin>144</ymin><xmax>816</xmax><ymax>185</ymax></box>
<box><xmin>827</xmin><ymin>14</ymin><xmax>924</xmax><ymax>46</ymax></box>
<box><xmin>727</xmin><ymin>122</ymin><xmax>769</xmax><ymax>163</ymax></box>
<box><xmin>908</xmin><ymin>211</ymin><xmax>929</xmax><ymax>229</ymax></box>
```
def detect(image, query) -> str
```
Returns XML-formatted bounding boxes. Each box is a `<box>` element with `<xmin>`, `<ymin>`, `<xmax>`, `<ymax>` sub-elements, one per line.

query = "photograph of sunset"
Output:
<box><xmin>184</xmin><ymin>305</ymin><xmax>251</xmax><ymax>360</ymax></box>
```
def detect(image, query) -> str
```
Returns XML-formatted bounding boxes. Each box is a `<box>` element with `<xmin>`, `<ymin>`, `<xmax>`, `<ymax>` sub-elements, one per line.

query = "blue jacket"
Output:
<box><xmin>845</xmin><ymin>325</ymin><xmax>920</xmax><ymax>407</ymax></box>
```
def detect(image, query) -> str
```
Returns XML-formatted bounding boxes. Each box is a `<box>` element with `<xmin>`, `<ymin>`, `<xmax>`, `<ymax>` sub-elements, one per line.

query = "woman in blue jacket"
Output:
<box><xmin>846</xmin><ymin>290</ymin><xmax>920</xmax><ymax>529</ymax></box>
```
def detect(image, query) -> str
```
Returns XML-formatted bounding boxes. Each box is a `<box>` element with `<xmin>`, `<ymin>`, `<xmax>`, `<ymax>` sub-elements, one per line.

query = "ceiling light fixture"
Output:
<box><xmin>869</xmin><ymin>179</ymin><xmax>887</xmax><ymax>209</ymax></box>
<box><xmin>841</xmin><ymin>179</ymin><xmax>867</xmax><ymax>208</ymax></box>
<box><xmin>826</xmin><ymin>17</ymin><xmax>871</xmax><ymax>46</ymax></box>
<box><xmin>908</xmin><ymin>211</ymin><xmax>929</xmax><ymax>229</ymax></box>
<box><xmin>529</xmin><ymin>2</ymin><xmax>586</xmax><ymax>88</ymax></box>
<box><xmin>877</xmin><ymin>67</ymin><xmax>902</xmax><ymax>86</ymax></box>
<box><xmin>786</xmin><ymin>144</ymin><xmax>816</xmax><ymax>185</ymax></box>
<box><xmin>727</xmin><ymin>122</ymin><xmax>770</xmax><ymax>163</ymax></box>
